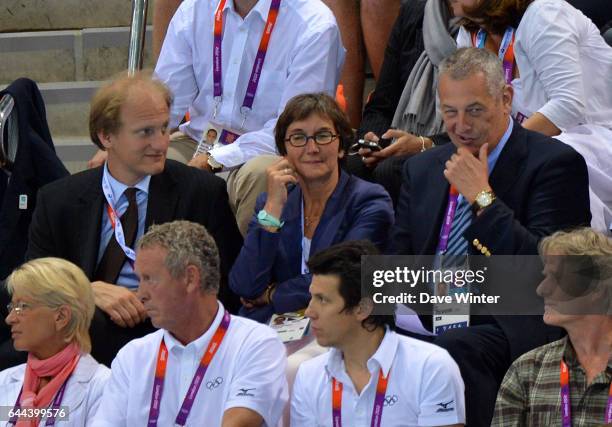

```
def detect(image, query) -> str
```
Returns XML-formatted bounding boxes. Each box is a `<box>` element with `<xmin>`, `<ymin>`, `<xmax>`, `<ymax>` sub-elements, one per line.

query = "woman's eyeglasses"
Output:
<box><xmin>6</xmin><ymin>302</ymin><xmax>35</xmax><ymax>316</ymax></box>
<box><xmin>284</xmin><ymin>131</ymin><xmax>338</xmax><ymax>147</ymax></box>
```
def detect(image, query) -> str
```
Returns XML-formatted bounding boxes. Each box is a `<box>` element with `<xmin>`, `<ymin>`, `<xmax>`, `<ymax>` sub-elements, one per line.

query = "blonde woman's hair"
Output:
<box><xmin>540</xmin><ymin>228</ymin><xmax>612</xmax><ymax>312</ymax></box>
<box><xmin>540</xmin><ymin>228</ymin><xmax>612</xmax><ymax>259</ymax></box>
<box><xmin>5</xmin><ymin>258</ymin><xmax>96</xmax><ymax>353</ymax></box>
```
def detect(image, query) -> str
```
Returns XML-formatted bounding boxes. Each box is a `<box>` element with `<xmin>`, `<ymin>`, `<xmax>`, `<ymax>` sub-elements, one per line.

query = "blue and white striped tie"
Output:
<box><xmin>441</xmin><ymin>197</ymin><xmax>472</xmax><ymax>267</ymax></box>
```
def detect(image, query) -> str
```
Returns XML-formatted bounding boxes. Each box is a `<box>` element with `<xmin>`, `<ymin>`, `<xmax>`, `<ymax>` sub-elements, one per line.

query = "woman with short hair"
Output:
<box><xmin>0</xmin><ymin>257</ymin><xmax>110</xmax><ymax>426</ymax></box>
<box><xmin>230</xmin><ymin>93</ymin><xmax>394</xmax><ymax>323</ymax></box>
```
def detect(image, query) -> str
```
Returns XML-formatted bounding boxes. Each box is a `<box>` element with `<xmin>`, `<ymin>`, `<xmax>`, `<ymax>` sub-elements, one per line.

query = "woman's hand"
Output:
<box><xmin>263</xmin><ymin>158</ymin><xmax>298</xmax><ymax>218</ymax></box>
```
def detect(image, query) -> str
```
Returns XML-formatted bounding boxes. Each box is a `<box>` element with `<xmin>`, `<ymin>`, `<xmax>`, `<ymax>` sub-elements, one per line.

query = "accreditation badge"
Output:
<box><xmin>217</xmin><ymin>127</ymin><xmax>241</xmax><ymax>145</ymax></box>
<box><xmin>432</xmin><ymin>265</ymin><xmax>471</xmax><ymax>335</ymax></box>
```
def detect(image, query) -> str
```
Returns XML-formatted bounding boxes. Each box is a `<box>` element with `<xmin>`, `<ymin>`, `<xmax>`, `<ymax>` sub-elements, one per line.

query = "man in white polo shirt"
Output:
<box><xmin>92</xmin><ymin>220</ymin><xmax>287</xmax><ymax>426</ymax></box>
<box><xmin>291</xmin><ymin>240</ymin><xmax>465</xmax><ymax>427</ymax></box>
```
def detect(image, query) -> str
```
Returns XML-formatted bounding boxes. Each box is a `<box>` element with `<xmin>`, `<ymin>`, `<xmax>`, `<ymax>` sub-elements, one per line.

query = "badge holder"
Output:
<box><xmin>432</xmin><ymin>260</ymin><xmax>471</xmax><ymax>335</ymax></box>
<box><xmin>193</xmin><ymin>122</ymin><xmax>221</xmax><ymax>159</ymax></box>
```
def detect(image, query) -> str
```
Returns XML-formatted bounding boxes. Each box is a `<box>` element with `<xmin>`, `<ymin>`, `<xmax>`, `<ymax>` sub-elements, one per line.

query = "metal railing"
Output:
<box><xmin>127</xmin><ymin>0</ymin><xmax>149</xmax><ymax>75</ymax></box>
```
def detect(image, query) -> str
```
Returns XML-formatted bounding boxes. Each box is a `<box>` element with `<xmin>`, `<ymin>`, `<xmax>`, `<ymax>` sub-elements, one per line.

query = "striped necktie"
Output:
<box><xmin>441</xmin><ymin>197</ymin><xmax>472</xmax><ymax>267</ymax></box>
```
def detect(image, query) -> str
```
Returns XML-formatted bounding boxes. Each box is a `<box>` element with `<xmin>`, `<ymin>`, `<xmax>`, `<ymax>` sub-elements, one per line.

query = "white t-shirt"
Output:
<box><xmin>91</xmin><ymin>303</ymin><xmax>288</xmax><ymax>427</ymax></box>
<box><xmin>155</xmin><ymin>0</ymin><xmax>345</xmax><ymax>168</ymax></box>
<box><xmin>0</xmin><ymin>354</ymin><xmax>110</xmax><ymax>426</ymax></box>
<box><xmin>291</xmin><ymin>330</ymin><xmax>465</xmax><ymax>426</ymax></box>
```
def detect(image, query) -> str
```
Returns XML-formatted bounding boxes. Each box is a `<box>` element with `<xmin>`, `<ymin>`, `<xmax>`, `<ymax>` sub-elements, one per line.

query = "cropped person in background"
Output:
<box><xmin>454</xmin><ymin>0</ymin><xmax>612</xmax><ymax>231</ymax></box>
<box><xmin>230</xmin><ymin>93</ymin><xmax>393</xmax><ymax>323</ymax></box>
<box><xmin>493</xmin><ymin>228</ymin><xmax>612</xmax><ymax>426</ymax></box>
<box><xmin>347</xmin><ymin>0</ymin><xmax>458</xmax><ymax>205</ymax></box>
<box><xmin>0</xmin><ymin>258</ymin><xmax>110</xmax><ymax>426</ymax></box>
<box><xmin>321</xmin><ymin>0</ymin><xmax>401</xmax><ymax>128</ymax></box>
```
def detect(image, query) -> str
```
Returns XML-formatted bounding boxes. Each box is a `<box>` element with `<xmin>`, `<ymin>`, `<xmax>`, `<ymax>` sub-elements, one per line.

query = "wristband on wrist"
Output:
<box><xmin>257</xmin><ymin>209</ymin><xmax>284</xmax><ymax>228</ymax></box>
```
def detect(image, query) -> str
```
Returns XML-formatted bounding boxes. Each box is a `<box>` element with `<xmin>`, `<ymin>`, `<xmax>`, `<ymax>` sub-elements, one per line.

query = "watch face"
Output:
<box><xmin>477</xmin><ymin>192</ymin><xmax>493</xmax><ymax>207</ymax></box>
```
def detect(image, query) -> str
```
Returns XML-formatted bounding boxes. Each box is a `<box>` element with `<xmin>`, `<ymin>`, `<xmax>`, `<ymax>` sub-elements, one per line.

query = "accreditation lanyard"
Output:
<box><xmin>147</xmin><ymin>309</ymin><xmax>231</xmax><ymax>427</ymax></box>
<box><xmin>331</xmin><ymin>368</ymin><xmax>390</xmax><ymax>427</ymax></box>
<box><xmin>436</xmin><ymin>186</ymin><xmax>460</xmax><ymax>255</ymax></box>
<box><xmin>472</xmin><ymin>26</ymin><xmax>516</xmax><ymax>84</ymax></box>
<box><xmin>560</xmin><ymin>360</ymin><xmax>612</xmax><ymax>427</ymax></box>
<box><xmin>9</xmin><ymin>380</ymin><xmax>69</xmax><ymax>426</ymax></box>
<box><xmin>101</xmin><ymin>172</ymin><xmax>136</xmax><ymax>264</ymax></box>
<box><xmin>212</xmin><ymin>0</ymin><xmax>282</xmax><ymax>127</ymax></box>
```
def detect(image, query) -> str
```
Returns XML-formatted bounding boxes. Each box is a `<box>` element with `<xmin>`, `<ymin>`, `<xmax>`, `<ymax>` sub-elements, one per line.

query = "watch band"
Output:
<box><xmin>257</xmin><ymin>209</ymin><xmax>284</xmax><ymax>228</ymax></box>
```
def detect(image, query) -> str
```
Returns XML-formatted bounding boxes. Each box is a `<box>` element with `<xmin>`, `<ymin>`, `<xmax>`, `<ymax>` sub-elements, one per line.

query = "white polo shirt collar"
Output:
<box><xmin>325</xmin><ymin>328</ymin><xmax>398</xmax><ymax>382</ymax></box>
<box><xmin>162</xmin><ymin>301</ymin><xmax>222</xmax><ymax>355</ymax></box>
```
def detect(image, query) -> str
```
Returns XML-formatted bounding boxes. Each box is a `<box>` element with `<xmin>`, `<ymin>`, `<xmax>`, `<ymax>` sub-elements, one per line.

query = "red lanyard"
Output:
<box><xmin>147</xmin><ymin>309</ymin><xmax>231</xmax><ymax>426</ymax></box>
<box><xmin>471</xmin><ymin>27</ymin><xmax>516</xmax><ymax>84</ymax></box>
<box><xmin>560</xmin><ymin>360</ymin><xmax>612</xmax><ymax>426</ymax></box>
<box><xmin>331</xmin><ymin>368</ymin><xmax>390</xmax><ymax>427</ymax></box>
<box><xmin>212</xmin><ymin>0</ymin><xmax>282</xmax><ymax>126</ymax></box>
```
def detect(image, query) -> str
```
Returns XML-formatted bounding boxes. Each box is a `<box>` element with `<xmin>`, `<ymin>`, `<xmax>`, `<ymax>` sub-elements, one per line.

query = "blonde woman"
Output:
<box><xmin>0</xmin><ymin>258</ymin><xmax>109</xmax><ymax>426</ymax></box>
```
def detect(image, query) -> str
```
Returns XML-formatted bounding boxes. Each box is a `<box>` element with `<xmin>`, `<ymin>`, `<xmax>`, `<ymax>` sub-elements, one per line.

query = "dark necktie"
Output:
<box><xmin>94</xmin><ymin>188</ymin><xmax>138</xmax><ymax>284</ymax></box>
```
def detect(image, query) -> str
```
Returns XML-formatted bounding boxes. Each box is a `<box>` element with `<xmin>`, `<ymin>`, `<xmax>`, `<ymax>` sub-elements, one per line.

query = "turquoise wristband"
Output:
<box><xmin>257</xmin><ymin>209</ymin><xmax>284</xmax><ymax>228</ymax></box>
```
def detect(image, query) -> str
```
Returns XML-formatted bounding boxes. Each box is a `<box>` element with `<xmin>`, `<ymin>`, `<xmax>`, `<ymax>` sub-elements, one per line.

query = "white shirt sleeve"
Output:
<box><xmin>417</xmin><ymin>349</ymin><xmax>466</xmax><ymax>426</ymax></box>
<box><xmin>223</xmin><ymin>329</ymin><xmax>289</xmax><ymax>427</ymax></box>
<box><xmin>89</xmin><ymin>352</ymin><xmax>131</xmax><ymax>427</ymax></box>
<box><xmin>456</xmin><ymin>26</ymin><xmax>472</xmax><ymax>48</ymax></box>
<box><xmin>289</xmin><ymin>364</ymin><xmax>317</xmax><ymax>427</ymax></box>
<box><xmin>154</xmin><ymin>2</ymin><xmax>199</xmax><ymax>129</ymax></box>
<box><xmin>209</xmin><ymin>23</ymin><xmax>346</xmax><ymax>167</ymax></box>
<box><xmin>517</xmin><ymin>0</ymin><xmax>586</xmax><ymax>130</ymax></box>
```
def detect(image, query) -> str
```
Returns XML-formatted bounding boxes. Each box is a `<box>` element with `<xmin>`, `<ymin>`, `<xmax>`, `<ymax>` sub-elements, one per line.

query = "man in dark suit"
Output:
<box><xmin>390</xmin><ymin>48</ymin><xmax>591</xmax><ymax>427</ymax></box>
<box><xmin>25</xmin><ymin>73</ymin><xmax>243</xmax><ymax>366</ymax></box>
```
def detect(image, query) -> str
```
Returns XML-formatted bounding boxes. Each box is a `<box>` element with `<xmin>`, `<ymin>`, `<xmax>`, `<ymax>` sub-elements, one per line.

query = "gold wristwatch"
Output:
<box><xmin>473</xmin><ymin>189</ymin><xmax>496</xmax><ymax>212</ymax></box>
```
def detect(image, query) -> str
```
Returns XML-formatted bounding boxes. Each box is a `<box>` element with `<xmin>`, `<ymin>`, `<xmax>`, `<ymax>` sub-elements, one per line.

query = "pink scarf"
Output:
<box><xmin>17</xmin><ymin>342</ymin><xmax>80</xmax><ymax>427</ymax></box>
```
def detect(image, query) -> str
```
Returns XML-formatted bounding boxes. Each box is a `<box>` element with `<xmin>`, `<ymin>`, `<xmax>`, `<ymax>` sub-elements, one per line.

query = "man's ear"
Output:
<box><xmin>184</xmin><ymin>264</ymin><xmax>202</xmax><ymax>294</ymax></box>
<box><xmin>501</xmin><ymin>84</ymin><xmax>514</xmax><ymax>114</ymax></box>
<box><xmin>97</xmin><ymin>131</ymin><xmax>114</xmax><ymax>150</ymax></box>
<box><xmin>354</xmin><ymin>298</ymin><xmax>374</xmax><ymax>321</ymax></box>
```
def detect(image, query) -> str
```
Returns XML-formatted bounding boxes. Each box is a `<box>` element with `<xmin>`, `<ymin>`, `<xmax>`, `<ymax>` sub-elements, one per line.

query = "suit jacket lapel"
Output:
<box><xmin>488</xmin><ymin>124</ymin><xmax>528</xmax><ymax>202</ymax></box>
<box><xmin>76</xmin><ymin>168</ymin><xmax>105</xmax><ymax>278</ymax></box>
<box><xmin>145</xmin><ymin>169</ymin><xmax>179</xmax><ymax>228</ymax></box>
<box><xmin>418</xmin><ymin>147</ymin><xmax>454</xmax><ymax>254</ymax></box>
